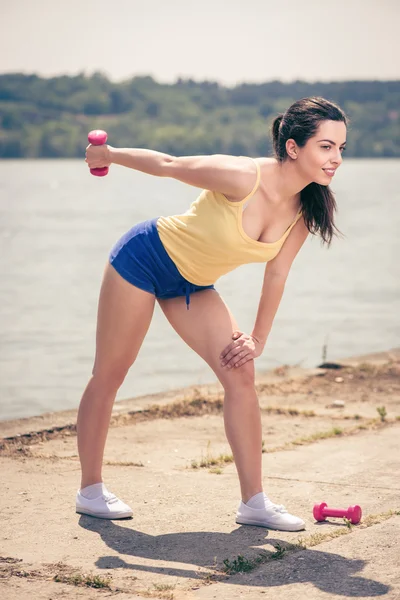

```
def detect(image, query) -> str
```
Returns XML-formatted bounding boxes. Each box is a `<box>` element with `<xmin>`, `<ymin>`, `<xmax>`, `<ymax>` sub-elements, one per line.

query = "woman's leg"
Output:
<box><xmin>77</xmin><ymin>262</ymin><xmax>155</xmax><ymax>489</ymax></box>
<box><xmin>158</xmin><ymin>289</ymin><xmax>305</xmax><ymax>530</ymax></box>
<box><xmin>157</xmin><ymin>289</ymin><xmax>262</xmax><ymax>503</ymax></box>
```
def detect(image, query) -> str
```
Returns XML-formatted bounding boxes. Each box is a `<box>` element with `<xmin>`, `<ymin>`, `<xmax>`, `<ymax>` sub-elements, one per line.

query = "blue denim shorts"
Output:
<box><xmin>108</xmin><ymin>217</ymin><xmax>215</xmax><ymax>309</ymax></box>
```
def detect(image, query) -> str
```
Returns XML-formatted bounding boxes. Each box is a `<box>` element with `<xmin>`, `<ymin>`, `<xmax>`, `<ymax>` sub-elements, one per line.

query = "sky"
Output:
<box><xmin>1</xmin><ymin>0</ymin><xmax>399</xmax><ymax>86</ymax></box>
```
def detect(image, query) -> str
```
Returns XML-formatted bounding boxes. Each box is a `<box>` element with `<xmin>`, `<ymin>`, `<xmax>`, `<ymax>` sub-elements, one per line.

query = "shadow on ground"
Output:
<box><xmin>79</xmin><ymin>517</ymin><xmax>390</xmax><ymax>597</ymax></box>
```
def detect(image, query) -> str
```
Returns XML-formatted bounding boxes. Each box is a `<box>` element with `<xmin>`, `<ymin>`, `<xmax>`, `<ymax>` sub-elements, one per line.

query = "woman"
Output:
<box><xmin>76</xmin><ymin>96</ymin><xmax>348</xmax><ymax>531</ymax></box>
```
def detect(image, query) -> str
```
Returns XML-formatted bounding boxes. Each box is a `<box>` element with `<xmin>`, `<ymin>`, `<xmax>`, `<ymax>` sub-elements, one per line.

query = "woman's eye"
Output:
<box><xmin>322</xmin><ymin>145</ymin><xmax>346</xmax><ymax>152</ymax></box>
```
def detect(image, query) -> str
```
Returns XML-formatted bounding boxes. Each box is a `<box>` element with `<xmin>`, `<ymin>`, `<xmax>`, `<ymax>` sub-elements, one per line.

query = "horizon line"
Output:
<box><xmin>0</xmin><ymin>70</ymin><xmax>399</xmax><ymax>88</ymax></box>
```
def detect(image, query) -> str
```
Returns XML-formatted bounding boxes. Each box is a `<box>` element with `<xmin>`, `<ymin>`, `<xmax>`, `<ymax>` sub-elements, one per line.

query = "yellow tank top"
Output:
<box><xmin>156</xmin><ymin>158</ymin><xmax>303</xmax><ymax>286</ymax></box>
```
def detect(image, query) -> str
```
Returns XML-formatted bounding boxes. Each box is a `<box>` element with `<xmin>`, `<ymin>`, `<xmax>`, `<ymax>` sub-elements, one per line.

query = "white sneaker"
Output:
<box><xmin>76</xmin><ymin>489</ymin><xmax>133</xmax><ymax>519</ymax></box>
<box><xmin>236</xmin><ymin>497</ymin><xmax>305</xmax><ymax>532</ymax></box>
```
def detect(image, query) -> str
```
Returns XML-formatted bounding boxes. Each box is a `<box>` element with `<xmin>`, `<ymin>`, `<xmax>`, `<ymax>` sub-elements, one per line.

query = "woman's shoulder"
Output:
<box><xmin>255</xmin><ymin>156</ymin><xmax>277</xmax><ymax>168</ymax></box>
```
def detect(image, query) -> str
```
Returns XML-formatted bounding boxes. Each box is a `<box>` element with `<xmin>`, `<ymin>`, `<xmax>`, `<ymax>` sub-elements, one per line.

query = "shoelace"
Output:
<box><xmin>272</xmin><ymin>504</ymin><xmax>288</xmax><ymax>514</ymax></box>
<box><xmin>102</xmin><ymin>493</ymin><xmax>118</xmax><ymax>505</ymax></box>
<box><xmin>262</xmin><ymin>494</ymin><xmax>288</xmax><ymax>514</ymax></box>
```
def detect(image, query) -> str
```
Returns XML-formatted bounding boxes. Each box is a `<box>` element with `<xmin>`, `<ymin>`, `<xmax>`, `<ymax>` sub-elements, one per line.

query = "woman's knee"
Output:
<box><xmin>91</xmin><ymin>360</ymin><xmax>131</xmax><ymax>391</ymax></box>
<box><xmin>218</xmin><ymin>359</ymin><xmax>256</xmax><ymax>391</ymax></box>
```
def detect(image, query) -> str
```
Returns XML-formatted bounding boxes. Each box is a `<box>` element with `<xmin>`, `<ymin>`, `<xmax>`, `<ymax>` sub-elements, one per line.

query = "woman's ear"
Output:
<box><xmin>285</xmin><ymin>138</ymin><xmax>298</xmax><ymax>160</ymax></box>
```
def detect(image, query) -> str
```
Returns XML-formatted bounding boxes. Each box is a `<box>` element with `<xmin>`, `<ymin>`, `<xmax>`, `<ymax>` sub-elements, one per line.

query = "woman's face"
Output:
<box><xmin>290</xmin><ymin>120</ymin><xmax>347</xmax><ymax>185</ymax></box>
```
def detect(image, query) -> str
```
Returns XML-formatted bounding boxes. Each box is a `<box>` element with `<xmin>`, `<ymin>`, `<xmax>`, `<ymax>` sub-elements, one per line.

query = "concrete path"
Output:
<box><xmin>1</xmin><ymin>349</ymin><xmax>399</xmax><ymax>599</ymax></box>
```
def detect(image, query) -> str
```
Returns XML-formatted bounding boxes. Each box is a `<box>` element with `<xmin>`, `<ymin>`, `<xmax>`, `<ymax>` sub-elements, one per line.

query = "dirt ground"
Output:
<box><xmin>1</xmin><ymin>347</ymin><xmax>399</xmax><ymax>599</ymax></box>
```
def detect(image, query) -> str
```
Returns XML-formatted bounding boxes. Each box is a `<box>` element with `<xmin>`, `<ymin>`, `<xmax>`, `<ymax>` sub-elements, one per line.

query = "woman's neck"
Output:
<box><xmin>270</xmin><ymin>158</ymin><xmax>311</xmax><ymax>207</ymax></box>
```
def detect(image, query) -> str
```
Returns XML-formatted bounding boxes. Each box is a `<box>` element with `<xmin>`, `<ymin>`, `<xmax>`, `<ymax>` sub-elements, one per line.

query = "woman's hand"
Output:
<box><xmin>220</xmin><ymin>331</ymin><xmax>264</xmax><ymax>370</ymax></box>
<box><xmin>85</xmin><ymin>144</ymin><xmax>113</xmax><ymax>169</ymax></box>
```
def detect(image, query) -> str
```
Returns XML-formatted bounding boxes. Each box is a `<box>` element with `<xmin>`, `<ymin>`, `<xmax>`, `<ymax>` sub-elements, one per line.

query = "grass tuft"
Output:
<box><xmin>53</xmin><ymin>573</ymin><xmax>112</xmax><ymax>588</ymax></box>
<box><xmin>293</xmin><ymin>426</ymin><xmax>344</xmax><ymax>445</ymax></box>
<box><xmin>223</xmin><ymin>543</ymin><xmax>288</xmax><ymax>574</ymax></box>
<box><xmin>104</xmin><ymin>460</ymin><xmax>144</xmax><ymax>467</ymax></box>
<box><xmin>223</xmin><ymin>554</ymin><xmax>263</xmax><ymax>574</ymax></box>
<box><xmin>190</xmin><ymin>442</ymin><xmax>233</xmax><ymax>473</ymax></box>
<box><xmin>296</xmin><ymin>528</ymin><xmax>350</xmax><ymax>548</ymax></box>
<box><xmin>376</xmin><ymin>406</ymin><xmax>387</xmax><ymax>422</ymax></box>
<box><xmin>262</xmin><ymin>406</ymin><xmax>316</xmax><ymax>418</ymax></box>
<box><xmin>141</xmin><ymin>583</ymin><xmax>175</xmax><ymax>599</ymax></box>
<box><xmin>343</xmin><ymin>517</ymin><xmax>353</xmax><ymax>529</ymax></box>
<box><xmin>270</xmin><ymin>543</ymin><xmax>286</xmax><ymax>559</ymax></box>
<box><xmin>209</xmin><ymin>467</ymin><xmax>223</xmax><ymax>475</ymax></box>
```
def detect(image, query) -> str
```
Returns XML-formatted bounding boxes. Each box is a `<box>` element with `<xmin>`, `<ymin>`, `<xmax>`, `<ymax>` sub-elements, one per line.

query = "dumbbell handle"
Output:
<box><xmin>87</xmin><ymin>129</ymin><xmax>109</xmax><ymax>177</ymax></box>
<box><xmin>324</xmin><ymin>507</ymin><xmax>351</xmax><ymax>518</ymax></box>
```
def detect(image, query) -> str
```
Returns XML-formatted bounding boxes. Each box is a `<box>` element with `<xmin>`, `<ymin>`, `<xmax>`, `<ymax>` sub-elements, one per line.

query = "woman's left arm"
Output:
<box><xmin>220</xmin><ymin>218</ymin><xmax>309</xmax><ymax>370</ymax></box>
<box><xmin>251</xmin><ymin>272</ymin><xmax>287</xmax><ymax>347</ymax></box>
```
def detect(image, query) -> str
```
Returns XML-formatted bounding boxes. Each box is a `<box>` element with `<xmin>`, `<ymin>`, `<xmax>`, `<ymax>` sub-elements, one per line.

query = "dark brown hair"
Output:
<box><xmin>271</xmin><ymin>96</ymin><xmax>349</xmax><ymax>246</ymax></box>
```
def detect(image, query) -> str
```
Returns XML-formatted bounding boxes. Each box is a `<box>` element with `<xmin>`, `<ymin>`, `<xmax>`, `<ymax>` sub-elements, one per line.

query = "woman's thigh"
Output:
<box><xmin>157</xmin><ymin>289</ymin><xmax>255</xmax><ymax>388</ymax></box>
<box><xmin>92</xmin><ymin>262</ymin><xmax>156</xmax><ymax>385</ymax></box>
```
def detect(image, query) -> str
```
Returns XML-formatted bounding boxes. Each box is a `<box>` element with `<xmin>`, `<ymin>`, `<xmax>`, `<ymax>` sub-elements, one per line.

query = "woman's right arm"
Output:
<box><xmin>86</xmin><ymin>145</ymin><xmax>258</xmax><ymax>202</ymax></box>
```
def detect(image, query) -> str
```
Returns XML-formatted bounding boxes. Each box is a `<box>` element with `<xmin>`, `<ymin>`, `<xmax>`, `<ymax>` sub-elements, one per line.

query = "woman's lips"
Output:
<box><xmin>323</xmin><ymin>169</ymin><xmax>336</xmax><ymax>176</ymax></box>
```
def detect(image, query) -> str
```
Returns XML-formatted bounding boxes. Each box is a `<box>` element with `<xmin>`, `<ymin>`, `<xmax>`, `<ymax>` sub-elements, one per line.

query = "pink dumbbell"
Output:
<box><xmin>87</xmin><ymin>129</ymin><xmax>109</xmax><ymax>177</ymax></box>
<box><xmin>313</xmin><ymin>502</ymin><xmax>362</xmax><ymax>524</ymax></box>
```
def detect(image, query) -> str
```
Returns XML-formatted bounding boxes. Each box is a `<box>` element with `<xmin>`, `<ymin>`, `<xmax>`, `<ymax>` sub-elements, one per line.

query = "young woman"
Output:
<box><xmin>76</xmin><ymin>96</ymin><xmax>348</xmax><ymax>531</ymax></box>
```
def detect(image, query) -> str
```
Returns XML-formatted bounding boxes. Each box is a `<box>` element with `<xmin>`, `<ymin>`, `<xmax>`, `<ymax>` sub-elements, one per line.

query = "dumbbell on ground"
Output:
<box><xmin>87</xmin><ymin>129</ymin><xmax>109</xmax><ymax>177</ymax></box>
<box><xmin>313</xmin><ymin>502</ymin><xmax>362</xmax><ymax>524</ymax></box>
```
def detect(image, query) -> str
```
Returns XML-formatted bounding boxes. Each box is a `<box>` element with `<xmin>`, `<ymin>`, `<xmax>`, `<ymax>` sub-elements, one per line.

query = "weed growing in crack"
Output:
<box><xmin>343</xmin><ymin>517</ymin><xmax>353</xmax><ymax>529</ymax></box>
<box><xmin>270</xmin><ymin>543</ymin><xmax>286</xmax><ymax>559</ymax></box>
<box><xmin>377</xmin><ymin>406</ymin><xmax>387</xmax><ymax>422</ymax></box>
<box><xmin>54</xmin><ymin>573</ymin><xmax>111</xmax><ymax>588</ymax></box>
<box><xmin>223</xmin><ymin>554</ymin><xmax>260</xmax><ymax>574</ymax></box>
<box><xmin>223</xmin><ymin>544</ymin><xmax>286</xmax><ymax>574</ymax></box>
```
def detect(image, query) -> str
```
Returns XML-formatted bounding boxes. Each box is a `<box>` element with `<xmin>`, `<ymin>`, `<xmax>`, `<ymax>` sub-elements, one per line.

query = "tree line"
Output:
<box><xmin>0</xmin><ymin>72</ymin><xmax>399</xmax><ymax>158</ymax></box>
